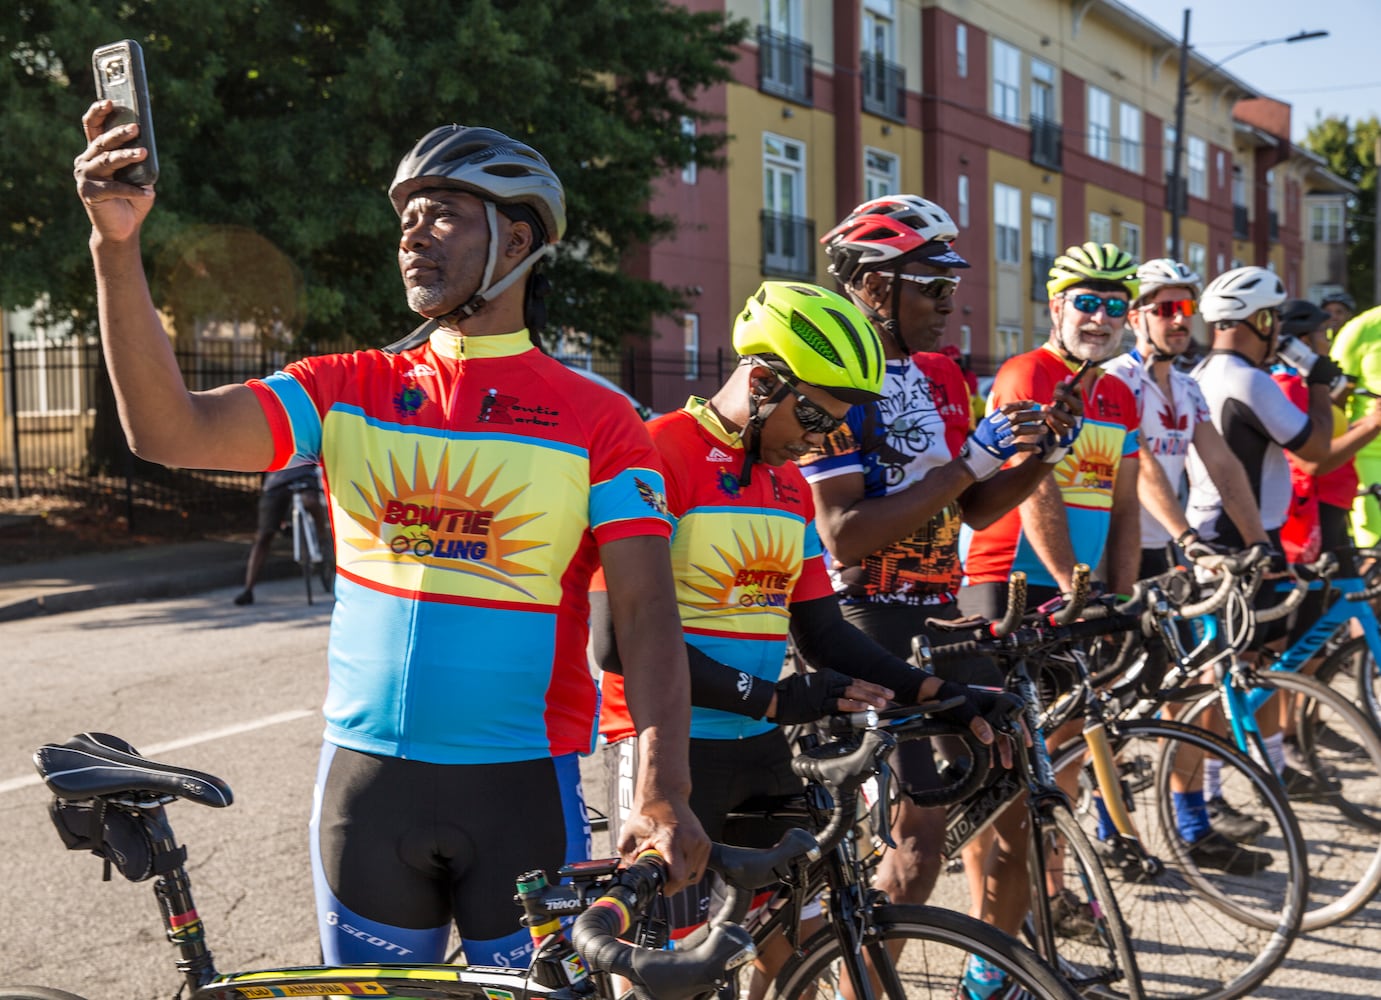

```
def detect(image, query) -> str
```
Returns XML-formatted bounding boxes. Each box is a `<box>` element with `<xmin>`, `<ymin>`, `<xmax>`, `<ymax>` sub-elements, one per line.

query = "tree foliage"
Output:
<box><xmin>1</xmin><ymin>0</ymin><xmax>746</xmax><ymax>349</ymax></box>
<box><xmin>1303</xmin><ymin>114</ymin><xmax>1381</xmax><ymax>306</ymax></box>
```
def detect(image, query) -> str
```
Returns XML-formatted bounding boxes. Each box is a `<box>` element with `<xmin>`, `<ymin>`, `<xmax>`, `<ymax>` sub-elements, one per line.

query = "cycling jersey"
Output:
<box><xmin>249</xmin><ymin>328</ymin><xmax>672</xmax><ymax>765</ymax></box>
<box><xmin>796</xmin><ymin>354</ymin><xmax>970</xmax><ymax>605</ymax></box>
<box><xmin>1331</xmin><ymin>308</ymin><xmax>1381</xmax><ymax>545</ymax></box>
<box><xmin>1102</xmin><ymin>349</ymin><xmax>1211</xmax><ymax>549</ymax></box>
<box><xmin>599</xmin><ymin>397</ymin><xmax>835</xmax><ymax>744</ymax></box>
<box><xmin>1186</xmin><ymin>350</ymin><xmax>1309</xmax><ymax>543</ymax></box>
<box><xmin>961</xmin><ymin>345</ymin><xmax>1139</xmax><ymax>589</ymax></box>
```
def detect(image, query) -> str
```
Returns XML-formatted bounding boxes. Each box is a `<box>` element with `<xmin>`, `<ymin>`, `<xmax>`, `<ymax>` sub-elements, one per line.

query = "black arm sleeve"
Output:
<box><xmin>789</xmin><ymin>596</ymin><xmax>927</xmax><ymax>703</ymax></box>
<box><xmin>589</xmin><ymin>588</ymin><xmax>775</xmax><ymax>718</ymax></box>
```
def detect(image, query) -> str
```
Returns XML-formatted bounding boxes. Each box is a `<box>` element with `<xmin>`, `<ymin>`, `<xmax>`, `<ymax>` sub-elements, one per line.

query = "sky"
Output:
<box><xmin>1117</xmin><ymin>0</ymin><xmax>1381</xmax><ymax>141</ymax></box>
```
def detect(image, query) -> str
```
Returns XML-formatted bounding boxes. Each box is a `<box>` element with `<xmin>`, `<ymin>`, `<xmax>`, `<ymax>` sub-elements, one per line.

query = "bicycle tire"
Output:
<box><xmin>1180</xmin><ymin>669</ymin><xmax>1381</xmax><ymax>929</ymax></box>
<box><xmin>0</xmin><ymin>989</ymin><xmax>92</xmax><ymax>1000</ymax></box>
<box><xmin>1052</xmin><ymin>719</ymin><xmax>1306</xmax><ymax>1000</ymax></box>
<box><xmin>766</xmin><ymin>902</ymin><xmax>1080</xmax><ymax>1000</ymax></box>
<box><xmin>1025</xmin><ymin>799</ymin><xmax>1142</xmax><ymax>1000</ymax></box>
<box><xmin>1314</xmin><ymin>634</ymin><xmax>1381</xmax><ymax>732</ymax></box>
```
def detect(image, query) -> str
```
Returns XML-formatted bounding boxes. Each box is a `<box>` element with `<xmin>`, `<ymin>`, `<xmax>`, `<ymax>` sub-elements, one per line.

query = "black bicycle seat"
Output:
<box><xmin>33</xmin><ymin>732</ymin><xmax>233</xmax><ymax>807</ymax></box>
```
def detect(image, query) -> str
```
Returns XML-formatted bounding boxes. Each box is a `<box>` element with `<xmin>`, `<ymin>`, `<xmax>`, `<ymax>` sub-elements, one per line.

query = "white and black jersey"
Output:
<box><xmin>1186</xmin><ymin>350</ymin><xmax>1309</xmax><ymax>544</ymax></box>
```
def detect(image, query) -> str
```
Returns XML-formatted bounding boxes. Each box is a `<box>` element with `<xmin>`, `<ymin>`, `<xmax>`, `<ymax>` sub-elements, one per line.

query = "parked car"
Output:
<box><xmin>559</xmin><ymin>362</ymin><xmax>660</xmax><ymax>421</ymax></box>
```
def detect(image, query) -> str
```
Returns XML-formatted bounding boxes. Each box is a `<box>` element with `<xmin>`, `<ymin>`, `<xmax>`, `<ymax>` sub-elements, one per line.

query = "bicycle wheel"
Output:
<box><xmin>1290</xmin><ymin>667</ymin><xmax>1381</xmax><ymax>834</ymax></box>
<box><xmin>1052</xmin><ymin>719</ymin><xmax>1306</xmax><ymax>1000</ymax></box>
<box><xmin>767</xmin><ymin>903</ymin><xmax>1079</xmax><ymax>1000</ymax></box>
<box><xmin>0</xmin><ymin>990</ymin><xmax>91</xmax><ymax>1000</ymax></box>
<box><xmin>1026</xmin><ymin>800</ymin><xmax>1142</xmax><ymax>1000</ymax></box>
<box><xmin>1314</xmin><ymin>634</ymin><xmax>1381</xmax><ymax>732</ymax></box>
<box><xmin>1181</xmin><ymin>670</ymin><xmax>1381</xmax><ymax>929</ymax></box>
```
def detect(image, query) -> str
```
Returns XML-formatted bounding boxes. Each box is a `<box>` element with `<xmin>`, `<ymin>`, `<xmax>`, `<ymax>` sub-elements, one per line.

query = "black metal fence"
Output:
<box><xmin>0</xmin><ymin>333</ymin><xmax>655</xmax><ymax>530</ymax></box>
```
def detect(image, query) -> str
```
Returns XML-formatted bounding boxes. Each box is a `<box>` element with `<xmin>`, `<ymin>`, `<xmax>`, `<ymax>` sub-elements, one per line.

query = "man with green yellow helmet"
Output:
<box><xmin>590</xmin><ymin>280</ymin><xmax>1020</xmax><ymax>973</ymax></box>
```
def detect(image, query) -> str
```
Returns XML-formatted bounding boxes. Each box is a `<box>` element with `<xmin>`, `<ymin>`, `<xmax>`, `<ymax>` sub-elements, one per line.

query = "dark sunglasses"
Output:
<box><xmin>887</xmin><ymin>272</ymin><xmax>961</xmax><ymax>301</ymax></box>
<box><xmin>1065</xmin><ymin>292</ymin><xmax>1129</xmax><ymax>319</ymax></box>
<box><xmin>773</xmin><ymin>371</ymin><xmax>845</xmax><ymax>434</ymax></box>
<box><xmin>1143</xmin><ymin>299</ymin><xmax>1196</xmax><ymax>319</ymax></box>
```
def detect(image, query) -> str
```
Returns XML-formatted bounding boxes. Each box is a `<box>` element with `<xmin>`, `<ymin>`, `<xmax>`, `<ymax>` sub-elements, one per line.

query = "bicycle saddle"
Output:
<box><xmin>33</xmin><ymin>732</ymin><xmax>233</xmax><ymax>807</ymax></box>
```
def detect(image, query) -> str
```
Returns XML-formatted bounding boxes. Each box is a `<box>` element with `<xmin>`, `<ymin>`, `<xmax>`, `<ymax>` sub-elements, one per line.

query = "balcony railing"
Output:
<box><xmin>761</xmin><ymin>211</ymin><xmax>816</xmax><ymax>279</ymax></box>
<box><xmin>1030</xmin><ymin>116</ymin><xmax>1062</xmax><ymax>171</ymax></box>
<box><xmin>1233</xmin><ymin>204</ymin><xmax>1249</xmax><ymax>239</ymax></box>
<box><xmin>860</xmin><ymin>52</ymin><xmax>906</xmax><ymax>123</ymax></box>
<box><xmin>1031</xmin><ymin>253</ymin><xmax>1056</xmax><ymax>301</ymax></box>
<box><xmin>757</xmin><ymin>25</ymin><xmax>813</xmax><ymax>105</ymax></box>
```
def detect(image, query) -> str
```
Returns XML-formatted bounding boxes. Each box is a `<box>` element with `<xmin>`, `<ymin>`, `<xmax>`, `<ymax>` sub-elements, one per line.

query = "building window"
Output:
<box><xmin>956</xmin><ymin>23</ymin><xmax>968</xmax><ymax>78</ymax></box>
<box><xmin>1310</xmin><ymin>202</ymin><xmax>1345</xmax><ymax>243</ymax></box>
<box><xmin>864</xmin><ymin>147</ymin><xmax>898</xmax><ymax>201</ymax></box>
<box><xmin>1086</xmin><ymin>87</ymin><xmax>1111</xmax><ymax>161</ymax></box>
<box><xmin>763</xmin><ymin>132</ymin><xmax>805</xmax><ymax>216</ymax></box>
<box><xmin>1187</xmin><ymin>136</ymin><xmax>1208</xmax><ymax>198</ymax></box>
<box><xmin>683</xmin><ymin>313</ymin><xmax>700</xmax><ymax>380</ymax></box>
<box><xmin>1119</xmin><ymin>221</ymin><xmax>1141</xmax><ymax>261</ymax></box>
<box><xmin>1217</xmin><ymin>253</ymin><xmax>1227</xmax><ymax>275</ymax></box>
<box><xmin>994</xmin><ymin>183</ymin><xmax>1021</xmax><ymax>264</ymax></box>
<box><xmin>957</xmin><ymin>174</ymin><xmax>970</xmax><ymax>229</ymax></box>
<box><xmin>762</xmin><ymin>132</ymin><xmax>812</xmax><ymax>277</ymax></box>
<box><xmin>959</xmin><ymin>323</ymin><xmax>972</xmax><ymax>355</ymax></box>
<box><xmin>1030</xmin><ymin>59</ymin><xmax>1056</xmax><ymax>123</ymax></box>
<box><xmin>1118</xmin><ymin>103</ymin><xmax>1141</xmax><ymax>173</ymax></box>
<box><xmin>763</xmin><ymin>0</ymin><xmax>799</xmax><ymax>35</ymax></box>
<box><xmin>1163</xmin><ymin>124</ymin><xmax>1177</xmax><ymax>175</ymax></box>
<box><xmin>997</xmin><ymin>326</ymin><xmax>1024</xmax><ymax>360</ymax></box>
<box><xmin>1188</xmin><ymin>243</ymin><xmax>1207</xmax><ymax>280</ymax></box>
<box><xmin>1031</xmin><ymin>195</ymin><xmax>1057</xmax><ymax>301</ymax></box>
<box><xmin>991</xmin><ymin>38</ymin><xmax>1021</xmax><ymax>125</ymax></box>
<box><xmin>863</xmin><ymin>0</ymin><xmax>895</xmax><ymax>60</ymax></box>
<box><xmin>680</xmin><ymin>117</ymin><xmax>697</xmax><ymax>185</ymax></box>
<box><xmin>1088</xmin><ymin>212</ymin><xmax>1112</xmax><ymax>245</ymax></box>
<box><xmin>1216</xmin><ymin>150</ymin><xmax>1226</xmax><ymax>191</ymax></box>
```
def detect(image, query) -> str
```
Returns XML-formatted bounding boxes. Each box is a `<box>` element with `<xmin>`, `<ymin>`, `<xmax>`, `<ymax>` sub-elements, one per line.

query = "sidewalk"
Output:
<box><xmin>0</xmin><ymin>539</ymin><xmax>296</xmax><ymax>623</ymax></box>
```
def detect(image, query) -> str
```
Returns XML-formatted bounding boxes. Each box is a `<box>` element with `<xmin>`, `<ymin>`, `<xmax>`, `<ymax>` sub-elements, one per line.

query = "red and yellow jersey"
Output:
<box><xmin>599</xmin><ymin>398</ymin><xmax>835</xmax><ymax>743</ymax></box>
<box><xmin>249</xmin><ymin>328</ymin><xmax>671</xmax><ymax>765</ymax></box>
<box><xmin>961</xmin><ymin>345</ymin><xmax>1139</xmax><ymax>588</ymax></box>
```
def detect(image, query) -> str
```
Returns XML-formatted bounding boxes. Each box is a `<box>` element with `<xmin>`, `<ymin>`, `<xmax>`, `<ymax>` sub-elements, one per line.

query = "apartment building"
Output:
<box><xmin>626</xmin><ymin>0</ymin><xmax>1351</xmax><ymax>412</ymax></box>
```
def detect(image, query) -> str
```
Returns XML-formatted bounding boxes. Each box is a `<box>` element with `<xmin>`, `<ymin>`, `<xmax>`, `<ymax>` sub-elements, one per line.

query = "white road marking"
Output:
<box><xmin>0</xmin><ymin>708</ymin><xmax>316</xmax><ymax>795</ymax></box>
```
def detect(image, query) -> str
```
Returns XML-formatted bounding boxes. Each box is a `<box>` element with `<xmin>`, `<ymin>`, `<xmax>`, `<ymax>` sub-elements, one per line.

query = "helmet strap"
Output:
<box><xmin>439</xmin><ymin>202</ymin><xmax>555</xmax><ymax>328</ymax></box>
<box><xmin>851</xmin><ymin>275</ymin><xmax>911</xmax><ymax>356</ymax></box>
<box><xmin>739</xmin><ymin>375</ymin><xmax>791</xmax><ymax>486</ymax></box>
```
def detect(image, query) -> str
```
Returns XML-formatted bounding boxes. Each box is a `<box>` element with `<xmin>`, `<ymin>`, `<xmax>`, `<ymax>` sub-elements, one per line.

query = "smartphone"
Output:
<box><xmin>1069</xmin><ymin>358</ymin><xmax>1095</xmax><ymax>392</ymax></box>
<box><xmin>92</xmin><ymin>39</ymin><xmax>158</xmax><ymax>186</ymax></box>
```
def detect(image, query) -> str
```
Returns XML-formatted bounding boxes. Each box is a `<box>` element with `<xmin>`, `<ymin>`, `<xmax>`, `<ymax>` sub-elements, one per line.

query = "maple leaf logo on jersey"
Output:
<box><xmin>634</xmin><ymin>477</ymin><xmax>670</xmax><ymax>515</ymax></box>
<box><xmin>1158</xmin><ymin>405</ymin><xmax>1187</xmax><ymax>431</ymax></box>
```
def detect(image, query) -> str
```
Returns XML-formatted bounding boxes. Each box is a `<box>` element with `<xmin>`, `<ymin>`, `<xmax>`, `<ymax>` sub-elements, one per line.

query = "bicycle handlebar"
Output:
<box><xmin>569</xmin><ymin>851</ymin><xmax>755</xmax><ymax>1000</ymax></box>
<box><xmin>991</xmin><ymin>572</ymin><xmax>1027</xmax><ymax>638</ymax></box>
<box><xmin>1049</xmin><ymin>563</ymin><xmax>1092</xmax><ymax>626</ymax></box>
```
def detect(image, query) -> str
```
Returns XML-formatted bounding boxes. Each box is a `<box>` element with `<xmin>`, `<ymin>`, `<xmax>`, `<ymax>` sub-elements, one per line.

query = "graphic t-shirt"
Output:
<box><xmin>962</xmin><ymin>345</ymin><xmax>1140</xmax><ymax>588</ymax></box>
<box><xmin>1103</xmin><ymin>350</ymin><xmax>1212</xmax><ymax>548</ymax></box>
<box><xmin>248</xmin><ymin>328</ymin><xmax>672</xmax><ymax>765</ymax></box>
<box><xmin>598</xmin><ymin>398</ymin><xmax>835</xmax><ymax>743</ymax></box>
<box><xmin>1332</xmin><ymin>305</ymin><xmax>1381</xmax><ymax>464</ymax></box>
<box><xmin>796</xmin><ymin>354</ymin><xmax>971</xmax><ymax>605</ymax></box>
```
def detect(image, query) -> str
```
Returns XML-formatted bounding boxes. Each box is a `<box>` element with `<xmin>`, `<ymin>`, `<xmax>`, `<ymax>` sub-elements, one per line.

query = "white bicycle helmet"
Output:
<box><xmin>821</xmin><ymin>195</ymin><xmax>962</xmax><ymax>285</ymax></box>
<box><xmin>1135</xmin><ymin>258</ymin><xmax>1202</xmax><ymax>304</ymax></box>
<box><xmin>1199</xmin><ymin>266</ymin><xmax>1287</xmax><ymax>324</ymax></box>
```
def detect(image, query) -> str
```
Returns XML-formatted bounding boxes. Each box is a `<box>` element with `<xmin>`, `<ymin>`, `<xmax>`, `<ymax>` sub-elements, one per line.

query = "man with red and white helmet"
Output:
<box><xmin>801</xmin><ymin>196</ymin><xmax>1071</xmax><ymax>992</ymax></box>
<box><xmin>1103</xmin><ymin>258</ymin><xmax>1269</xmax><ymax>579</ymax></box>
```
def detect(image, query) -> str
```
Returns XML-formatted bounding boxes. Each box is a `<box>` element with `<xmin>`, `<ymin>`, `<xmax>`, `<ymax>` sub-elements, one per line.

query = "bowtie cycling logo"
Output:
<box><xmin>685</xmin><ymin>525</ymin><xmax>798</xmax><ymax>613</ymax></box>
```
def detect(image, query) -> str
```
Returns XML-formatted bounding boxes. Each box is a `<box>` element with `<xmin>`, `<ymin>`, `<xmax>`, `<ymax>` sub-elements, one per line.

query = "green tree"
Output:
<box><xmin>1303</xmin><ymin>114</ymin><xmax>1381</xmax><ymax>306</ymax></box>
<box><xmin>1</xmin><ymin>0</ymin><xmax>745</xmax><ymax>347</ymax></box>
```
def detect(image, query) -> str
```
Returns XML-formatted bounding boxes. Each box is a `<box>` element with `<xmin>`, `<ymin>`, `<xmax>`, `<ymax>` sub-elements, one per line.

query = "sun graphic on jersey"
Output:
<box><xmin>1054</xmin><ymin>423</ymin><xmax>1122</xmax><ymax>509</ymax></box>
<box><xmin>684</xmin><ymin>522</ymin><xmax>799</xmax><ymax>618</ymax></box>
<box><xmin>337</xmin><ymin>445</ymin><xmax>548</xmax><ymax>595</ymax></box>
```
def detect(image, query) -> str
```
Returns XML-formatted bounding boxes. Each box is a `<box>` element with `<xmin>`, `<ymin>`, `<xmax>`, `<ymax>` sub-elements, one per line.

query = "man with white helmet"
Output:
<box><xmin>1186</xmin><ymin>267</ymin><xmax>1337</xmax><ymax>549</ymax></box>
<box><xmin>1103</xmin><ymin>259</ymin><xmax>1268</xmax><ymax>579</ymax></box>
<box><xmin>74</xmin><ymin>111</ymin><xmax>708</xmax><ymax>966</ymax></box>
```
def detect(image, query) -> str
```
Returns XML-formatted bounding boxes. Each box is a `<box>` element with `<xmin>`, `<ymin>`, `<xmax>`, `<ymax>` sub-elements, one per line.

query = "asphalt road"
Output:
<box><xmin>1</xmin><ymin>579</ymin><xmax>1379</xmax><ymax>998</ymax></box>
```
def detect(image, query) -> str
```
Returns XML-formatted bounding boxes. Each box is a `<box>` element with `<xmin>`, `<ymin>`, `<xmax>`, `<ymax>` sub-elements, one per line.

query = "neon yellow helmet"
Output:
<box><xmin>733</xmin><ymin>282</ymin><xmax>885</xmax><ymax>403</ymax></box>
<box><xmin>1046</xmin><ymin>242</ymin><xmax>1139</xmax><ymax>300</ymax></box>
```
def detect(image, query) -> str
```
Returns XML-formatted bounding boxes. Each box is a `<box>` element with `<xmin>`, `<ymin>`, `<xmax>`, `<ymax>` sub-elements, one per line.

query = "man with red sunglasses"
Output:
<box><xmin>1103</xmin><ymin>258</ymin><xmax>1269</xmax><ymax>579</ymax></box>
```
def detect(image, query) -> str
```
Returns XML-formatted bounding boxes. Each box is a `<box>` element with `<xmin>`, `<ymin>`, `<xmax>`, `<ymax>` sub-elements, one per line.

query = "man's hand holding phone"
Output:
<box><xmin>1041</xmin><ymin>359</ymin><xmax>1093</xmax><ymax>464</ymax></box>
<box><xmin>75</xmin><ymin>101</ymin><xmax>157</xmax><ymax>243</ymax></box>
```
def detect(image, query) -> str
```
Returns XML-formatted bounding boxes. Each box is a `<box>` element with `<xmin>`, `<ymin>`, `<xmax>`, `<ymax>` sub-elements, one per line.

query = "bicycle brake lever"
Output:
<box><xmin>871</xmin><ymin>760</ymin><xmax>898</xmax><ymax>851</ymax></box>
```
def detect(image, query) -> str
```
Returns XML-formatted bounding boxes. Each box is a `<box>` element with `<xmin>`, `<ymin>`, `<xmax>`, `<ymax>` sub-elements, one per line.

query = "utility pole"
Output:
<box><xmin>1169</xmin><ymin>8</ymin><xmax>1190</xmax><ymax>262</ymax></box>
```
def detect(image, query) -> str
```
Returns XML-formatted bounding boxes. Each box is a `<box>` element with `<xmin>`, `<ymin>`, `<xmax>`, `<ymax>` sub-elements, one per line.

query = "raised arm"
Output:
<box><xmin>75</xmin><ymin>101</ymin><xmax>273</xmax><ymax>471</ymax></box>
<box><xmin>1292</xmin><ymin>398</ymin><xmax>1381</xmax><ymax>477</ymax></box>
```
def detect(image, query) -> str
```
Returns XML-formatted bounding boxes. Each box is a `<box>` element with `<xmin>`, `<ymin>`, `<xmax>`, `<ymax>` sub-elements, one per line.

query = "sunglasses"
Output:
<box><xmin>773</xmin><ymin>371</ymin><xmax>846</xmax><ymax>435</ymax></box>
<box><xmin>1142</xmin><ymin>299</ymin><xmax>1197</xmax><ymax>319</ymax></box>
<box><xmin>888</xmin><ymin>272</ymin><xmax>961</xmax><ymax>300</ymax></box>
<box><xmin>1064</xmin><ymin>292</ymin><xmax>1129</xmax><ymax>318</ymax></box>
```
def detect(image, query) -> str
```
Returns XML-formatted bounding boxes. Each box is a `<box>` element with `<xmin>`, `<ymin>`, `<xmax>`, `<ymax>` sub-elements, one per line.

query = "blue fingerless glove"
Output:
<box><xmin>1042</xmin><ymin>413</ymin><xmax>1083</xmax><ymax>464</ymax></box>
<box><xmin>958</xmin><ymin>409</ymin><xmax>1020</xmax><ymax>481</ymax></box>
